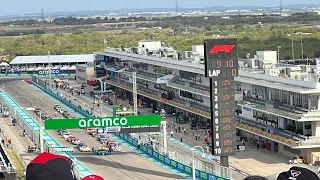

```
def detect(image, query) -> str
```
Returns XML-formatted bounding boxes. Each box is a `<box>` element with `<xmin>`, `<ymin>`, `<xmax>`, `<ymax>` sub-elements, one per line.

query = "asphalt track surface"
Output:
<box><xmin>2</xmin><ymin>79</ymin><xmax>185</xmax><ymax>180</ymax></box>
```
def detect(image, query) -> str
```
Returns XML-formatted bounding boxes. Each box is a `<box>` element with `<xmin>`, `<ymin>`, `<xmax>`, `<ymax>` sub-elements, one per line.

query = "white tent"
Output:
<box><xmin>0</xmin><ymin>62</ymin><xmax>9</xmax><ymax>66</ymax></box>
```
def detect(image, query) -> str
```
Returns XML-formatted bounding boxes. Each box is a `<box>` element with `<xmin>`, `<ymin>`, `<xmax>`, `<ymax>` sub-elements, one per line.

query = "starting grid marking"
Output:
<box><xmin>0</xmin><ymin>91</ymin><xmax>94</xmax><ymax>178</ymax></box>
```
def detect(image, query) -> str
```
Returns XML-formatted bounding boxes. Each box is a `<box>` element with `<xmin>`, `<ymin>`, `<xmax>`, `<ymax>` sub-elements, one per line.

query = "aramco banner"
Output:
<box><xmin>44</xmin><ymin>115</ymin><xmax>161</xmax><ymax>130</ymax></box>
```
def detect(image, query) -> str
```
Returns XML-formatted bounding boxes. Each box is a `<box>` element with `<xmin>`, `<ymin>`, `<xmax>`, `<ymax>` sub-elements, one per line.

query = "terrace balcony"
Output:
<box><xmin>236</xmin><ymin>122</ymin><xmax>298</xmax><ymax>148</ymax></box>
<box><xmin>240</xmin><ymin>96</ymin><xmax>320</xmax><ymax>122</ymax></box>
<box><xmin>122</xmin><ymin>69</ymin><xmax>158</xmax><ymax>83</ymax></box>
<box><xmin>167</xmin><ymin>79</ymin><xmax>210</xmax><ymax>97</ymax></box>
<box><xmin>238</xmin><ymin>97</ymin><xmax>302</xmax><ymax>121</ymax></box>
<box><xmin>104</xmin><ymin>63</ymin><xmax>125</xmax><ymax>72</ymax></box>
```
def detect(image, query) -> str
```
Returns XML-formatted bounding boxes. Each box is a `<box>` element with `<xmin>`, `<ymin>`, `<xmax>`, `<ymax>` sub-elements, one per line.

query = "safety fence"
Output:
<box><xmin>117</xmin><ymin>133</ymin><xmax>229</xmax><ymax>180</ymax></box>
<box><xmin>0</xmin><ymin>73</ymin><xmax>74</xmax><ymax>77</ymax></box>
<box><xmin>0</xmin><ymin>91</ymin><xmax>93</xmax><ymax>179</ymax></box>
<box><xmin>130</xmin><ymin>133</ymin><xmax>232</xmax><ymax>179</ymax></box>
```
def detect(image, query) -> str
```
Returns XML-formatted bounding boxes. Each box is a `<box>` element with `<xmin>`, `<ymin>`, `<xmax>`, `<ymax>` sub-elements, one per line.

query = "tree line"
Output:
<box><xmin>0</xmin><ymin>29</ymin><xmax>45</xmax><ymax>37</ymax></box>
<box><xmin>1</xmin><ymin>25</ymin><xmax>320</xmax><ymax>60</ymax></box>
<box><xmin>0</xmin><ymin>16</ymin><xmax>149</xmax><ymax>26</ymax></box>
<box><xmin>1</xmin><ymin>12</ymin><xmax>319</xmax><ymax>28</ymax></box>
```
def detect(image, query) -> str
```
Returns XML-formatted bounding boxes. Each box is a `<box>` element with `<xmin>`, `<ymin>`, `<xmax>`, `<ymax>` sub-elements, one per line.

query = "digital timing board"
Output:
<box><xmin>204</xmin><ymin>38</ymin><xmax>238</xmax><ymax>156</ymax></box>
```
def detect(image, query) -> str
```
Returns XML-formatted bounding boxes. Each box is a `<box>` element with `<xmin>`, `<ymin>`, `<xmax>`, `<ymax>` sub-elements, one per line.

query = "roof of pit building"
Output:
<box><xmin>10</xmin><ymin>54</ymin><xmax>94</xmax><ymax>65</ymax></box>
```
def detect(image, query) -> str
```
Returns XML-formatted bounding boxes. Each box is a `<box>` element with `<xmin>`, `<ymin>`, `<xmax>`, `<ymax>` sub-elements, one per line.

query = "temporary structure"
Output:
<box><xmin>0</xmin><ymin>62</ymin><xmax>9</xmax><ymax>66</ymax></box>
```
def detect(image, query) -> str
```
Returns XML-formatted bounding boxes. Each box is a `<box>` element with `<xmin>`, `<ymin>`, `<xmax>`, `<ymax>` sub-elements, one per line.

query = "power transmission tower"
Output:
<box><xmin>175</xmin><ymin>0</ymin><xmax>179</xmax><ymax>13</ymax></box>
<box><xmin>279</xmin><ymin>0</ymin><xmax>283</xmax><ymax>12</ymax></box>
<box><xmin>41</xmin><ymin>8</ymin><xmax>45</xmax><ymax>29</ymax></box>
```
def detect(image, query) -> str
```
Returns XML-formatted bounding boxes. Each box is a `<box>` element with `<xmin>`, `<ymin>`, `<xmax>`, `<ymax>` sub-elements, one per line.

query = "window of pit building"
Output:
<box><xmin>153</xmin><ymin>66</ymin><xmax>172</xmax><ymax>75</ymax></box>
<box><xmin>179</xmin><ymin>71</ymin><xmax>202</xmax><ymax>84</ymax></box>
<box><xmin>95</xmin><ymin>55</ymin><xmax>105</xmax><ymax>61</ymax></box>
<box><xmin>180</xmin><ymin>90</ymin><xmax>204</xmax><ymax>103</ymax></box>
<box><xmin>77</xmin><ymin>68</ymin><xmax>85</xmax><ymax>73</ymax></box>
<box><xmin>252</xmin><ymin>85</ymin><xmax>267</xmax><ymax>100</ymax></box>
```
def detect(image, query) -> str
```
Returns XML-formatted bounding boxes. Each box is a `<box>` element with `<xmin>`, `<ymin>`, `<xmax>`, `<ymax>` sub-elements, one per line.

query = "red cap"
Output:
<box><xmin>82</xmin><ymin>175</ymin><xmax>104</xmax><ymax>180</ymax></box>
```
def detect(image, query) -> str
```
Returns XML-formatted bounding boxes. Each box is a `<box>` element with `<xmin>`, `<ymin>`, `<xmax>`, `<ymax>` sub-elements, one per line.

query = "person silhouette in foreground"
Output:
<box><xmin>243</xmin><ymin>176</ymin><xmax>267</xmax><ymax>180</ymax></box>
<box><xmin>243</xmin><ymin>166</ymin><xmax>320</xmax><ymax>180</ymax></box>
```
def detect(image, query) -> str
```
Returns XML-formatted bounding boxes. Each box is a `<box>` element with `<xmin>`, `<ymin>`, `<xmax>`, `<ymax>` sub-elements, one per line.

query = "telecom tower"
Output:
<box><xmin>41</xmin><ymin>8</ymin><xmax>45</xmax><ymax>29</ymax></box>
<box><xmin>175</xmin><ymin>0</ymin><xmax>179</xmax><ymax>13</ymax></box>
<box><xmin>279</xmin><ymin>0</ymin><xmax>283</xmax><ymax>12</ymax></box>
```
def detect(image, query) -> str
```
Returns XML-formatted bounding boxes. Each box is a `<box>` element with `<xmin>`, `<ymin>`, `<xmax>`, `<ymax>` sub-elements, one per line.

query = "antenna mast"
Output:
<box><xmin>41</xmin><ymin>8</ymin><xmax>45</xmax><ymax>29</ymax></box>
<box><xmin>279</xmin><ymin>0</ymin><xmax>283</xmax><ymax>12</ymax></box>
<box><xmin>175</xmin><ymin>0</ymin><xmax>179</xmax><ymax>13</ymax></box>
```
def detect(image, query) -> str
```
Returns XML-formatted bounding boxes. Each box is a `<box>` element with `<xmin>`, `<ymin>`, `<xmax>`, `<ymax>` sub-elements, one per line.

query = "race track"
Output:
<box><xmin>2</xmin><ymin>80</ymin><xmax>185</xmax><ymax>180</ymax></box>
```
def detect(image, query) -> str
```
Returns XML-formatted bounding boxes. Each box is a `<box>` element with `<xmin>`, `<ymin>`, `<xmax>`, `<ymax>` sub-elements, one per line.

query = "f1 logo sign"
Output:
<box><xmin>209</xmin><ymin>45</ymin><xmax>235</xmax><ymax>54</ymax></box>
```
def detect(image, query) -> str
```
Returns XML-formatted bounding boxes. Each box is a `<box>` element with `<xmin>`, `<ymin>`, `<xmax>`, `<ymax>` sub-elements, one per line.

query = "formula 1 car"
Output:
<box><xmin>94</xmin><ymin>149</ymin><xmax>108</xmax><ymax>155</ymax></box>
<box><xmin>79</xmin><ymin>146</ymin><xmax>91</xmax><ymax>152</ymax></box>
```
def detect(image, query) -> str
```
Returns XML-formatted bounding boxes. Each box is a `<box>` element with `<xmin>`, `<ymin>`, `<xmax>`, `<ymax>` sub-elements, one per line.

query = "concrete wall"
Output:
<box><xmin>311</xmin><ymin>121</ymin><xmax>320</xmax><ymax>137</ymax></box>
<box><xmin>278</xmin><ymin>144</ymin><xmax>298</xmax><ymax>158</ymax></box>
<box><xmin>301</xmin><ymin>148</ymin><xmax>320</xmax><ymax>164</ymax></box>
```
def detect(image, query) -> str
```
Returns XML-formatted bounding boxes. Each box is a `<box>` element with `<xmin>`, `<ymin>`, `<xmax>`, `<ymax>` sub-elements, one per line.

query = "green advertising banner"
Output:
<box><xmin>44</xmin><ymin>115</ymin><xmax>161</xmax><ymax>130</ymax></box>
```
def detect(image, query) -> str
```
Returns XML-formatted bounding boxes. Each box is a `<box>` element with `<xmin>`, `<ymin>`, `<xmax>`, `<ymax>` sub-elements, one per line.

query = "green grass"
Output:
<box><xmin>5</xmin><ymin>148</ymin><xmax>25</xmax><ymax>180</ymax></box>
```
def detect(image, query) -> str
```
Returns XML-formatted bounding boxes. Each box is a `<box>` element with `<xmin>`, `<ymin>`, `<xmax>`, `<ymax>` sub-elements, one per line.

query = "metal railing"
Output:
<box><xmin>238</xmin><ymin>101</ymin><xmax>301</xmax><ymax>120</ymax></box>
<box><xmin>0</xmin><ymin>95</ymin><xmax>81</xmax><ymax>179</ymax></box>
<box><xmin>130</xmin><ymin>133</ymin><xmax>233</xmax><ymax>179</ymax></box>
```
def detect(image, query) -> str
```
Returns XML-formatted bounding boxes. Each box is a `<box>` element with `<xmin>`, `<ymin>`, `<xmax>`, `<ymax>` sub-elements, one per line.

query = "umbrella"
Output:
<box><xmin>82</xmin><ymin>175</ymin><xmax>104</xmax><ymax>180</ymax></box>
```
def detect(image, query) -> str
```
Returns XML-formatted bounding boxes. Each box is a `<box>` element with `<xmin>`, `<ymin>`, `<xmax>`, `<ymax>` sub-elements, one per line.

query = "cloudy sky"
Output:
<box><xmin>0</xmin><ymin>0</ymin><xmax>319</xmax><ymax>16</ymax></box>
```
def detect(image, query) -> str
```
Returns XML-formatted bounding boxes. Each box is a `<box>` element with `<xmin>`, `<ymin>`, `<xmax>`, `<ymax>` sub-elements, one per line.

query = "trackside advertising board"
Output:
<box><xmin>44</xmin><ymin>115</ymin><xmax>161</xmax><ymax>130</ymax></box>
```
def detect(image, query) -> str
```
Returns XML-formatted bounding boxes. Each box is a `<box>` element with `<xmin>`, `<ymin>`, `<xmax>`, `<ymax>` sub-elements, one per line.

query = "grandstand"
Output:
<box><xmin>3</xmin><ymin>54</ymin><xmax>94</xmax><ymax>74</ymax></box>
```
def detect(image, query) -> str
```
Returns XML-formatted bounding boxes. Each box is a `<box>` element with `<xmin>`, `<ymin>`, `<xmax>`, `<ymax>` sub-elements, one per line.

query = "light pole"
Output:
<box><xmin>39</xmin><ymin>112</ymin><xmax>44</xmax><ymax>153</ymax></box>
<box><xmin>277</xmin><ymin>46</ymin><xmax>281</xmax><ymax>63</ymax></box>
<box><xmin>48</xmin><ymin>51</ymin><xmax>52</xmax><ymax>87</ymax></box>
<box><xmin>161</xmin><ymin>121</ymin><xmax>168</xmax><ymax>156</ymax></box>
<box><xmin>192</xmin><ymin>146</ymin><xmax>205</xmax><ymax>180</ymax></box>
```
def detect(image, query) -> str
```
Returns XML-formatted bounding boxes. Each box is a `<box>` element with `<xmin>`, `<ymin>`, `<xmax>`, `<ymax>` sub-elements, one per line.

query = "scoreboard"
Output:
<box><xmin>204</xmin><ymin>38</ymin><xmax>238</xmax><ymax>156</ymax></box>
